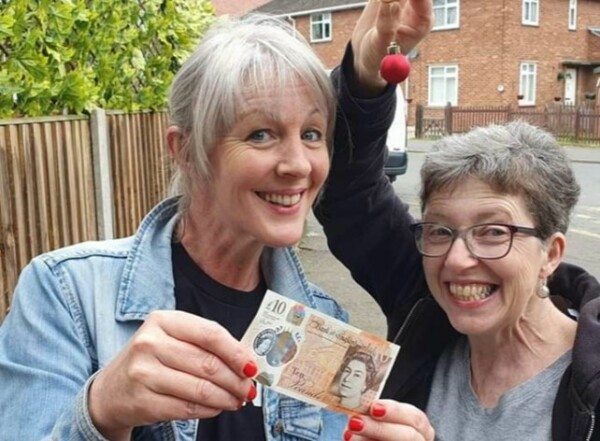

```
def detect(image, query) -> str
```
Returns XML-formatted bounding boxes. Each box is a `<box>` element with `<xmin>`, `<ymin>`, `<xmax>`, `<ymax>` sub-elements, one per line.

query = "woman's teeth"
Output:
<box><xmin>259</xmin><ymin>193</ymin><xmax>301</xmax><ymax>206</ymax></box>
<box><xmin>449</xmin><ymin>283</ymin><xmax>495</xmax><ymax>301</ymax></box>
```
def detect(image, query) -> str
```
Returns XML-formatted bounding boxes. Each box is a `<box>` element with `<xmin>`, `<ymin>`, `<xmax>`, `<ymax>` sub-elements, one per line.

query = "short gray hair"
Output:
<box><xmin>420</xmin><ymin>121</ymin><xmax>580</xmax><ymax>238</ymax></box>
<box><xmin>167</xmin><ymin>14</ymin><xmax>336</xmax><ymax>209</ymax></box>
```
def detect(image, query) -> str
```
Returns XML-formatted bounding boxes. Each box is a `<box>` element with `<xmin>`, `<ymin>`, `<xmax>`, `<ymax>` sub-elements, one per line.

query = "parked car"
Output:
<box><xmin>384</xmin><ymin>88</ymin><xmax>408</xmax><ymax>182</ymax></box>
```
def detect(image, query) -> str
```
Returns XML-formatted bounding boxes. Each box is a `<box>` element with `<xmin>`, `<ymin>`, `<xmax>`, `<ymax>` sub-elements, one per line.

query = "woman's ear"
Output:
<box><xmin>166</xmin><ymin>126</ymin><xmax>188</xmax><ymax>167</ymax></box>
<box><xmin>542</xmin><ymin>232</ymin><xmax>566</xmax><ymax>278</ymax></box>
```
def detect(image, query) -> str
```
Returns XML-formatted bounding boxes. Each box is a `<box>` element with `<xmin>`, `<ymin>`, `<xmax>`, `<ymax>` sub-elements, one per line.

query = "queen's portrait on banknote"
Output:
<box><xmin>331</xmin><ymin>348</ymin><xmax>377</xmax><ymax>411</ymax></box>
<box><xmin>253</xmin><ymin>329</ymin><xmax>276</xmax><ymax>356</ymax></box>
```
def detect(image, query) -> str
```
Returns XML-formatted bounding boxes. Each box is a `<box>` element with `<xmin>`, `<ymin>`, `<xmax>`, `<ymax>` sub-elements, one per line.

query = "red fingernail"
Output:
<box><xmin>372</xmin><ymin>403</ymin><xmax>387</xmax><ymax>418</ymax></box>
<box><xmin>243</xmin><ymin>361</ymin><xmax>258</xmax><ymax>378</ymax></box>
<box><xmin>246</xmin><ymin>383</ymin><xmax>257</xmax><ymax>401</ymax></box>
<box><xmin>343</xmin><ymin>429</ymin><xmax>353</xmax><ymax>441</ymax></box>
<box><xmin>349</xmin><ymin>416</ymin><xmax>364</xmax><ymax>432</ymax></box>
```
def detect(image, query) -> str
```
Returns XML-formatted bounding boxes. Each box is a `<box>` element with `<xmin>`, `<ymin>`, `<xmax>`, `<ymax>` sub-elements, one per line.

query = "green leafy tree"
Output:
<box><xmin>0</xmin><ymin>0</ymin><xmax>215</xmax><ymax>117</ymax></box>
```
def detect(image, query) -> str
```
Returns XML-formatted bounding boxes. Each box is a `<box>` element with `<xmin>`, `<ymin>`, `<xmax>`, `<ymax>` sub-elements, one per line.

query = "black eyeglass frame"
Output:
<box><xmin>409</xmin><ymin>222</ymin><xmax>541</xmax><ymax>260</ymax></box>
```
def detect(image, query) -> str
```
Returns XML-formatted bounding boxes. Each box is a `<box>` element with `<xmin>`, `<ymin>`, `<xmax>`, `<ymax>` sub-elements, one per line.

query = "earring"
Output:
<box><xmin>537</xmin><ymin>281</ymin><xmax>550</xmax><ymax>299</ymax></box>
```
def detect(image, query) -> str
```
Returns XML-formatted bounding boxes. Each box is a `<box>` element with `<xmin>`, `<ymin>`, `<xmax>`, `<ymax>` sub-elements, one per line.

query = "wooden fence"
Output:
<box><xmin>108</xmin><ymin>112</ymin><xmax>171</xmax><ymax>238</ymax></box>
<box><xmin>415</xmin><ymin>103</ymin><xmax>600</xmax><ymax>144</ymax></box>
<box><xmin>0</xmin><ymin>110</ymin><xmax>171</xmax><ymax>322</ymax></box>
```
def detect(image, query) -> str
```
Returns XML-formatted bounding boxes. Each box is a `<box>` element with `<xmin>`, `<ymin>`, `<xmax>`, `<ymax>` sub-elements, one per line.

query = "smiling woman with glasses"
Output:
<box><xmin>396</xmin><ymin>121</ymin><xmax>588</xmax><ymax>440</ymax></box>
<box><xmin>316</xmin><ymin>117</ymin><xmax>600</xmax><ymax>441</ymax></box>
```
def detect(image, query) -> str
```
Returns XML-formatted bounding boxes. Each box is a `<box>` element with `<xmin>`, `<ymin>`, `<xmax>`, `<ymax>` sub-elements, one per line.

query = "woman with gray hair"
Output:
<box><xmin>0</xmin><ymin>3</ymin><xmax>436</xmax><ymax>440</ymax></box>
<box><xmin>318</xmin><ymin>88</ymin><xmax>600</xmax><ymax>440</ymax></box>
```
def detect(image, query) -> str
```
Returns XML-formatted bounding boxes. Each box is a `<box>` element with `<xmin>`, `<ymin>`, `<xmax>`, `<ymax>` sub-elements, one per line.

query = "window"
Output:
<box><xmin>522</xmin><ymin>0</ymin><xmax>539</xmax><ymax>26</ymax></box>
<box><xmin>428</xmin><ymin>65</ymin><xmax>458</xmax><ymax>106</ymax></box>
<box><xmin>568</xmin><ymin>0</ymin><xmax>577</xmax><ymax>30</ymax></box>
<box><xmin>310</xmin><ymin>12</ymin><xmax>331</xmax><ymax>42</ymax></box>
<box><xmin>433</xmin><ymin>0</ymin><xmax>459</xmax><ymax>30</ymax></box>
<box><xmin>519</xmin><ymin>63</ymin><xmax>537</xmax><ymax>105</ymax></box>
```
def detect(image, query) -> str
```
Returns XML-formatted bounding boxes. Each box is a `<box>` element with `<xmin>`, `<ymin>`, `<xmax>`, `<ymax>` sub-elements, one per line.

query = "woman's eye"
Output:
<box><xmin>301</xmin><ymin>129</ymin><xmax>322</xmax><ymax>142</ymax></box>
<box><xmin>430</xmin><ymin>227</ymin><xmax>451</xmax><ymax>237</ymax></box>
<box><xmin>248</xmin><ymin>130</ymin><xmax>272</xmax><ymax>142</ymax></box>
<box><xmin>479</xmin><ymin>226</ymin><xmax>510</xmax><ymax>237</ymax></box>
<box><xmin>491</xmin><ymin>229</ymin><xmax>508</xmax><ymax>237</ymax></box>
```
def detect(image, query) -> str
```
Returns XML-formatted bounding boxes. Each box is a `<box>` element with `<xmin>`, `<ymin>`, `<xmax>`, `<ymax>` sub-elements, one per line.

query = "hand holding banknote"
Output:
<box><xmin>242</xmin><ymin>290</ymin><xmax>399</xmax><ymax>416</ymax></box>
<box><xmin>343</xmin><ymin>399</ymin><xmax>435</xmax><ymax>441</ymax></box>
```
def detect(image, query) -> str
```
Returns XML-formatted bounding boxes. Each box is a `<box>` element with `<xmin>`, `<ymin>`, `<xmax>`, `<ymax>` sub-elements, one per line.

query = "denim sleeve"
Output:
<box><xmin>0</xmin><ymin>258</ymin><xmax>106</xmax><ymax>440</ymax></box>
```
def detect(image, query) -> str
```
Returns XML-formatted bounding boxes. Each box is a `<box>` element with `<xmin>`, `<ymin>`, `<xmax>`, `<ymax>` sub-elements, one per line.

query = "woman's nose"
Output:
<box><xmin>276</xmin><ymin>139</ymin><xmax>311</xmax><ymax>177</ymax></box>
<box><xmin>444</xmin><ymin>237</ymin><xmax>478</xmax><ymax>269</ymax></box>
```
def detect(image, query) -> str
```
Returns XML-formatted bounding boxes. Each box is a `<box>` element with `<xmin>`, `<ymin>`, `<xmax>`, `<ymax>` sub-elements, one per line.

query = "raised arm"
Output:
<box><xmin>315</xmin><ymin>0</ymin><xmax>433</xmax><ymax>337</ymax></box>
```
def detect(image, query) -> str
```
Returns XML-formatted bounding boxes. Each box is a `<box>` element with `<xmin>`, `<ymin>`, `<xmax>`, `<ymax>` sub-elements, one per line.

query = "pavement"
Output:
<box><xmin>298</xmin><ymin>216</ymin><xmax>388</xmax><ymax>337</ymax></box>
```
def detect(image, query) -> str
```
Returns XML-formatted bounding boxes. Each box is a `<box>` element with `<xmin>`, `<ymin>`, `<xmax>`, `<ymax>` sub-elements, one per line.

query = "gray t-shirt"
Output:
<box><xmin>426</xmin><ymin>337</ymin><xmax>571</xmax><ymax>441</ymax></box>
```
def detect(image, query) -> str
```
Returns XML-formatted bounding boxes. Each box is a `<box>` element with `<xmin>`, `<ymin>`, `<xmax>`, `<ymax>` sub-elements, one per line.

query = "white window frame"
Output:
<box><xmin>432</xmin><ymin>0</ymin><xmax>459</xmax><ymax>30</ymax></box>
<box><xmin>568</xmin><ymin>0</ymin><xmax>577</xmax><ymax>30</ymax></box>
<box><xmin>522</xmin><ymin>0</ymin><xmax>539</xmax><ymax>26</ymax></box>
<box><xmin>310</xmin><ymin>12</ymin><xmax>332</xmax><ymax>42</ymax></box>
<box><xmin>518</xmin><ymin>62</ymin><xmax>537</xmax><ymax>106</ymax></box>
<box><xmin>428</xmin><ymin>65</ymin><xmax>458</xmax><ymax>106</ymax></box>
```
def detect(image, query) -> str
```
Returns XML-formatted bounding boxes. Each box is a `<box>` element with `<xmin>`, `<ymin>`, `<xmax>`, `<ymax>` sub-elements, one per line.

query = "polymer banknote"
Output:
<box><xmin>241</xmin><ymin>290</ymin><xmax>400</xmax><ymax>415</ymax></box>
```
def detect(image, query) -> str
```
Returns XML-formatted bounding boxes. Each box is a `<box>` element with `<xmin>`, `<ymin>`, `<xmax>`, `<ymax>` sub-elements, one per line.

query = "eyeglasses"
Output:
<box><xmin>409</xmin><ymin>222</ymin><xmax>541</xmax><ymax>260</ymax></box>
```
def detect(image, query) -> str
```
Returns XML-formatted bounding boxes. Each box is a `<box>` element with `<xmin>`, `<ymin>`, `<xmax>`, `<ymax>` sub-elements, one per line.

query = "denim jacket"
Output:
<box><xmin>0</xmin><ymin>197</ymin><xmax>349</xmax><ymax>441</ymax></box>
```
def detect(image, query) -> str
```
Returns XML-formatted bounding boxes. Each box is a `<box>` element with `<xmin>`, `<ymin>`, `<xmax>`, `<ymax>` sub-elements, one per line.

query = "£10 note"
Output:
<box><xmin>241</xmin><ymin>290</ymin><xmax>399</xmax><ymax>415</ymax></box>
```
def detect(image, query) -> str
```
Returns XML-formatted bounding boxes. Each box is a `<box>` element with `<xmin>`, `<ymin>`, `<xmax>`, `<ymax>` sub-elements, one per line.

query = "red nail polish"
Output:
<box><xmin>343</xmin><ymin>429</ymin><xmax>353</xmax><ymax>441</ymax></box>
<box><xmin>349</xmin><ymin>416</ymin><xmax>364</xmax><ymax>432</ymax></box>
<box><xmin>372</xmin><ymin>403</ymin><xmax>387</xmax><ymax>418</ymax></box>
<box><xmin>243</xmin><ymin>361</ymin><xmax>258</xmax><ymax>378</ymax></box>
<box><xmin>246</xmin><ymin>383</ymin><xmax>257</xmax><ymax>401</ymax></box>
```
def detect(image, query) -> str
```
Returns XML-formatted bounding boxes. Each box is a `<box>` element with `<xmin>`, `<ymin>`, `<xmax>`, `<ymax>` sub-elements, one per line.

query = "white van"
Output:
<box><xmin>384</xmin><ymin>87</ymin><xmax>408</xmax><ymax>182</ymax></box>
<box><xmin>326</xmin><ymin>69</ymin><xmax>408</xmax><ymax>181</ymax></box>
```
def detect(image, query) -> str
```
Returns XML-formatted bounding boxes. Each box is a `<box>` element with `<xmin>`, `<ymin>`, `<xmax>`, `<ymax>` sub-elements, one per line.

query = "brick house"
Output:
<box><xmin>251</xmin><ymin>0</ymin><xmax>600</xmax><ymax>124</ymax></box>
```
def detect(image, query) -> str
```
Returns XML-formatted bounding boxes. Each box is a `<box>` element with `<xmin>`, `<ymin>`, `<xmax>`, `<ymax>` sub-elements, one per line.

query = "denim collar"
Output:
<box><xmin>115</xmin><ymin>197</ymin><xmax>317</xmax><ymax>321</ymax></box>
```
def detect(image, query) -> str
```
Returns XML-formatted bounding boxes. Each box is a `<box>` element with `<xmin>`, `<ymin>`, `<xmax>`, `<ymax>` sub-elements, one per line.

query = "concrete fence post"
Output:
<box><xmin>90</xmin><ymin>108</ymin><xmax>114</xmax><ymax>240</ymax></box>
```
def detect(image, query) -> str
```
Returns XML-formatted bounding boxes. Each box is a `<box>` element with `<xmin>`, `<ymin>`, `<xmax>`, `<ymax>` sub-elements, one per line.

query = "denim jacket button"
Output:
<box><xmin>273</xmin><ymin>419</ymin><xmax>284</xmax><ymax>434</ymax></box>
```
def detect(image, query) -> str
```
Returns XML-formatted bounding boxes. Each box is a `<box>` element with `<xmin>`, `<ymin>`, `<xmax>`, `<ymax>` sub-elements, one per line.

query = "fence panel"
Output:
<box><xmin>449</xmin><ymin>106</ymin><xmax>511</xmax><ymax>133</ymax></box>
<box><xmin>0</xmin><ymin>110</ymin><xmax>171</xmax><ymax>322</ymax></box>
<box><xmin>578</xmin><ymin>108</ymin><xmax>600</xmax><ymax>143</ymax></box>
<box><xmin>108</xmin><ymin>111</ymin><xmax>171</xmax><ymax>238</ymax></box>
<box><xmin>0</xmin><ymin>116</ymin><xmax>97</xmax><ymax>318</ymax></box>
<box><xmin>509</xmin><ymin>108</ymin><xmax>550</xmax><ymax>130</ymax></box>
<box><xmin>417</xmin><ymin>104</ymin><xmax>600</xmax><ymax>144</ymax></box>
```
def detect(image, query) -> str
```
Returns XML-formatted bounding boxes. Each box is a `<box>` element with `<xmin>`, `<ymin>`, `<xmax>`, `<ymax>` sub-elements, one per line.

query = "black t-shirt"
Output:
<box><xmin>172</xmin><ymin>242</ymin><xmax>267</xmax><ymax>441</ymax></box>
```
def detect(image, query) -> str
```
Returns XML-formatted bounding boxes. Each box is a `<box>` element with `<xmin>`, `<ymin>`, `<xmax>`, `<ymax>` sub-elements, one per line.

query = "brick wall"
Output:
<box><xmin>293</xmin><ymin>10</ymin><xmax>360</xmax><ymax>70</ymax></box>
<box><xmin>408</xmin><ymin>0</ymin><xmax>600</xmax><ymax>115</ymax></box>
<box><xmin>218</xmin><ymin>0</ymin><xmax>600</xmax><ymax>123</ymax></box>
<box><xmin>289</xmin><ymin>0</ymin><xmax>600</xmax><ymax>125</ymax></box>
